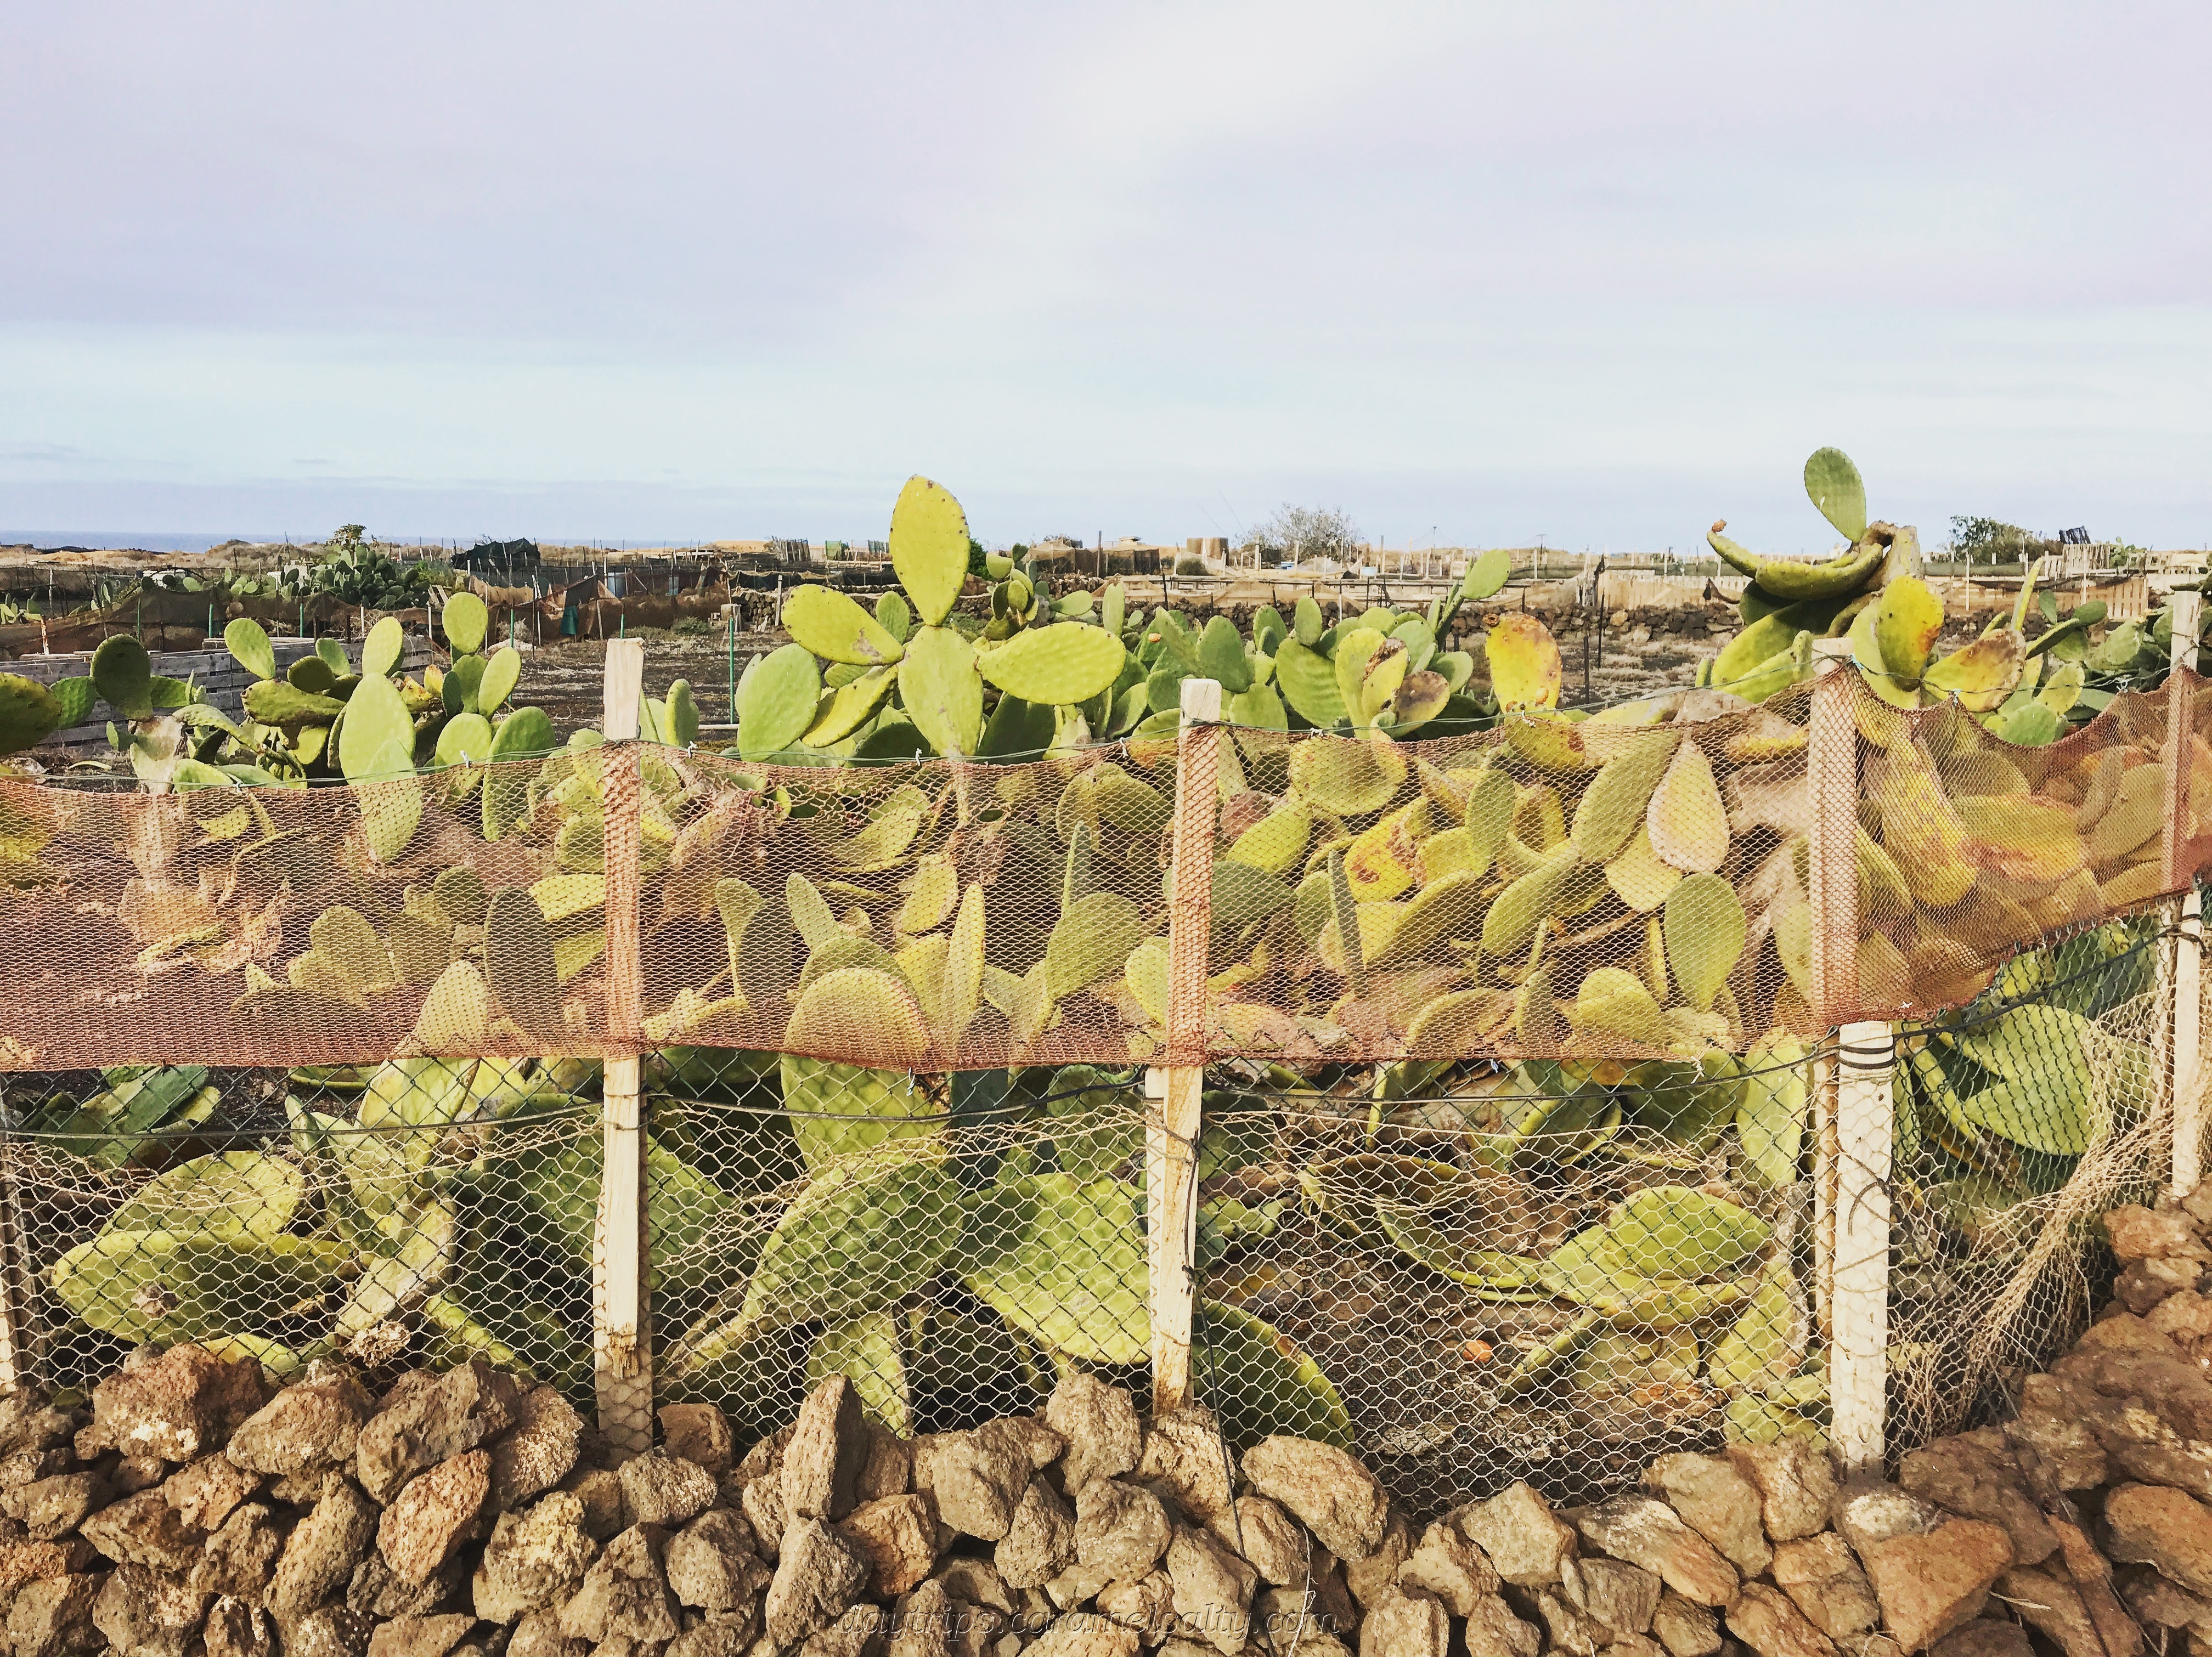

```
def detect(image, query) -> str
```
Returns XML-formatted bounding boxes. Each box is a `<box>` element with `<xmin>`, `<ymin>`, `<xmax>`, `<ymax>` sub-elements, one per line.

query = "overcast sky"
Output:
<box><xmin>3</xmin><ymin>2</ymin><xmax>2208</xmax><ymax>550</ymax></box>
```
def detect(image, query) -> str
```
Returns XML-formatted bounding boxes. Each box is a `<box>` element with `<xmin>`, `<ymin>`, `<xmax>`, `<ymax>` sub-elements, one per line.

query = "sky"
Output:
<box><xmin>2</xmin><ymin>2</ymin><xmax>2209</xmax><ymax>552</ymax></box>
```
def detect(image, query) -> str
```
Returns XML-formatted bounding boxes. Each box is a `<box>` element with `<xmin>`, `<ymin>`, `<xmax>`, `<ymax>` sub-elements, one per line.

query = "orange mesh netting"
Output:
<box><xmin>2</xmin><ymin>670</ymin><xmax>2208</xmax><ymax>1073</ymax></box>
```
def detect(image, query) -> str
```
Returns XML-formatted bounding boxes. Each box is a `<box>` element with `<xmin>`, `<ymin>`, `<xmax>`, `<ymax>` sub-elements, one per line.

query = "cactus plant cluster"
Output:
<box><xmin>1702</xmin><ymin>446</ymin><xmax>2187</xmax><ymax>749</ymax></box>
<box><xmin>738</xmin><ymin>478</ymin><xmax>1528</xmax><ymax>765</ymax></box>
<box><xmin>40</xmin><ymin>1055</ymin><xmax>602</xmax><ymax>1387</ymax></box>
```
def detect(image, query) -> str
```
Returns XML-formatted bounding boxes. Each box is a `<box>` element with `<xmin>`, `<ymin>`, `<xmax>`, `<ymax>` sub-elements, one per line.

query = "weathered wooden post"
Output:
<box><xmin>1148</xmin><ymin>677</ymin><xmax>1220</xmax><ymax>1417</ymax></box>
<box><xmin>2169</xmin><ymin>584</ymin><xmax>2205</xmax><ymax>1194</ymax></box>
<box><xmin>595</xmin><ymin>637</ymin><xmax>652</xmax><ymax>1454</ymax></box>
<box><xmin>1806</xmin><ymin>638</ymin><xmax>1892</xmax><ymax>1473</ymax></box>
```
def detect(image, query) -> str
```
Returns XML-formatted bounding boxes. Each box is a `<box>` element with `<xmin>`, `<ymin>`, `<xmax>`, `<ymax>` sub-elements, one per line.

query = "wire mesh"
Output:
<box><xmin>0</xmin><ymin>1057</ymin><xmax>600</xmax><ymax>1405</ymax></box>
<box><xmin>640</xmin><ymin>1048</ymin><xmax>1157</xmax><ymax>1444</ymax></box>
<box><xmin>1885</xmin><ymin>915</ymin><xmax>2176</xmax><ymax>1450</ymax></box>
<box><xmin>1</xmin><ymin>674</ymin><xmax>2208</xmax><ymax>1073</ymax></box>
<box><xmin>1190</xmin><ymin>1055</ymin><xmax>1818</xmax><ymax>1514</ymax></box>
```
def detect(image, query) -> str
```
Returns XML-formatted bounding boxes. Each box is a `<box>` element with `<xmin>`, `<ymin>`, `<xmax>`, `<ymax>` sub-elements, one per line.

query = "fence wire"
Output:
<box><xmin>0</xmin><ymin>913</ymin><xmax>2196</xmax><ymax>1521</ymax></box>
<box><xmin>0</xmin><ymin>1057</ymin><xmax>600</xmax><ymax>1404</ymax></box>
<box><xmin>4</xmin><ymin>671</ymin><xmax>2208</xmax><ymax>1075</ymax></box>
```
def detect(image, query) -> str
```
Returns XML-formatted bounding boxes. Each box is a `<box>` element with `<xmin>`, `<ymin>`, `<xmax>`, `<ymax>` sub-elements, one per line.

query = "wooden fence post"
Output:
<box><xmin>2170</xmin><ymin>585</ymin><xmax>2205</xmax><ymax>1195</ymax></box>
<box><xmin>594</xmin><ymin>638</ymin><xmax>652</xmax><ymax>1455</ymax></box>
<box><xmin>1148</xmin><ymin>677</ymin><xmax>1220</xmax><ymax>1418</ymax></box>
<box><xmin>1805</xmin><ymin>639</ymin><xmax>1891</xmax><ymax>1473</ymax></box>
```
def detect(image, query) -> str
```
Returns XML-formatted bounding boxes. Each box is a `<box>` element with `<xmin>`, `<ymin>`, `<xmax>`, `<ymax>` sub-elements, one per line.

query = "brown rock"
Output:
<box><xmin>807</xmin><ymin>1601</ymin><xmax>890</xmax><ymax>1657</ymax></box>
<box><xmin>1835</xmin><ymin>1486</ymin><xmax>1946</xmax><ymax>1560</ymax></box>
<box><xmin>204</xmin><ymin>1595</ymin><xmax>277</xmax><ymax>1657</ymax></box>
<box><xmin>838</xmin><ymin>1495</ymin><xmax>939</xmax><ymax>1598</ymax></box>
<box><xmin>1198</xmin><ymin>1500</ymin><xmax>1300</xmax><ymax>1593</ymax></box>
<box><xmin>913</xmin><ymin>1427</ymin><xmax>1034</xmax><ymax>1543</ymax></box>
<box><xmin>1529</xmin><ymin>1592</ymin><xmax>1598</xmax><ymax>1657</ymax></box>
<box><xmin>658</xmin><ymin>1406</ymin><xmax>735</xmax><ymax>1478</ymax></box>
<box><xmin>2106</xmin><ymin>1481</ymin><xmax>2212</xmax><ymax>1593</ymax></box>
<box><xmin>1574</xmin><ymin>1498</ymin><xmax>1737</xmax><ymax>1608</ymax></box>
<box><xmin>7</xmin><ymin>1473</ymin><xmax>109</xmax><ymax>1541</ymax></box>
<box><xmin>357</xmin><ymin>1362</ymin><xmax>521</xmax><ymax>1506</ymax></box>
<box><xmin>1562</xmin><ymin>1556</ymin><xmax>1661</xmax><ymax>1639</ymax></box>
<box><xmin>491</xmin><ymin>1387</ymin><xmax>585</xmax><ymax>1514</ymax></box>
<box><xmin>1096</xmin><ymin>1571</ymin><xmax>1178</xmax><ymax>1643</ymax></box>
<box><xmin>91</xmin><ymin>1560</ymin><xmax>211</xmax><ymax>1657</ymax></box>
<box><xmin>1770</xmin><ymin>1534</ymin><xmax>1880</xmax><ymax>1647</ymax></box>
<box><xmin>1463</xmin><ymin>1593</ymin><xmax>1542</xmax><ymax>1657</ymax></box>
<box><xmin>1453</xmin><ymin>1482</ymin><xmax>1576</xmax><ymax>1589</ymax></box>
<box><xmin>0</xmin><ymin>1538</ymin><xmax>97</xmax><ymax>1618</ymax></box>
<box><xmin>2004</xmin><ymin>1381</ymin><xmax>2107</xmax><ymax>1494</ymax></box>
<box><xmin>1043</xmin><ymin>1557</ymin><xmax>1116</xmax><ymax>1613</ymax></box>
<box><xmin>765</xmin><ymin>1518</ymin><xmax>870</xmax><ymax>1649</ymax></box>
<box><xmin>997</xmin><ymin>1480</ymin><xmax>1075</xmax><ymax>1591</ymax></box>
<box><xmin>1136</xmin><ymin>1412</ymin><xmax>1233</xmax><ymax>1524</ymax></box>
<box><xmin>509</xmin><ymin>1608</ymin><xmax>586</xmax><ymax>1657</ymax></box>
<box><xmin>379</xmin><ymin>1451</ymin><xmax>492</xmax><ymax>1587</ymax></box>
<box><xmin>932</xmin><ymin>1558</ymin><xmax>1015</xmax><ymax>1616</ymax></box>
<box><xmin>1025</xmin><ymin>1611</ymin><xmax>1139</xmax><ymax>1657</ymax></box>
<box><xmin>192</xmin><ymin>1501</ymin><xmax>285</xmax><ymax>1603</ymax></box>
<box><xmin>1644</xmin><ymin>1455</ymin><xmax>1772</xmax><ymax>1576</ymax></box>
<box><xmin>561</xmin><ymin>1467</ymin><xmax>625</xmax><ymax>1543</ymax></box>
<box><xmin>669</xmin><ymin>1609</ymin><xmax>760</xmax><ymax>1657</ymax></box>
<box><xmin>1860</xmin><ymin>1520</ymin><xmax>2015</xmax><ymax>1652</ymax></box>
<box><xmin>1252</xmin><ymin>1582</ymin><xmax>1355</xmax><ymax>1656</ymax></box>
<box><xmin>280</xmin><ymin>1603</ymin><xmax>375</xmax><ymax>1657</ymax></box>
<box><xmin>1725</xmin><ymin>1584</ymin><xmax>1837</xmax><ymax>1657</ymax></box>
<box><xmin>89</xmin><ymin>1345</ymin><xmax>266</xmax><ymax>1463</ymax></box>
<box><xmin>346</xmin><ymin>1552</ymin><xmax>459</xmax><ymax>1620</ymax></box>
<box><xmin>2106</xmin><ymin>1205</ymin><xmax>2209</xmax><ymax>1262</ymax></box>
<box><xmin>856</xmin><ymin>1428</ymin><xmax>911</xmax><ymax>1507</ymax></box>
<box><xmin>2114</xmin><ymin>1257</ymin><xmax>2202</xmax><ymax>1314</ymax></box>
<box><xmin>1240</xmin><ymin>1439</ymin><xmax>1387</xmax><ymax>1563</ymax></box>
<box><xmin>885</xmin><ymin>1579</ymin><xmax>956</xmax><ymax>1657</ymax></box>
<box><xmin>1075</xmin><ymin>1480</ymin><xmax>1171</xmax><ymax>1581</ymax></box>
<box><xmin>473</xmin><ymin>1492</ymin><xmax>600</xmax><ymax>1622</ymax></box>
<box><xmin>366</xmin><ymin>1613</ymin><xmax>481</xmax><ymax>1657</ymax></box>
<box><xmin>1341</xmin><ymin>1516</ymin><xmax>1412</xmax><ymax>1611</ymax></box>
<box><xmin>2121</xmin><ymin>1568</ymin><xmax>2212</xmax><ymax>1639</ymax></box>
<box><xmin>6</xmin><ymin>1573</ymin><xmax>106</xmax><ymax>1657</ymax></box>
<box><xmin>2074</xmin><ymin>1313</ymin><xmax>2182</xmax><ymax>1359</ymax></box>
<box><xmin>1165</xmin><ymin>1527</ymin><xmax>1256</xmax><ymax>1656</ymax></box>
<box><xmin>664</xmin><ymin>1510</ymin><xmax>766</xmax><ymax>1613</ymax></box>
<box><xmin>1045</xmin><ymin>1376</ymin><xmax>1141</xmax><ymax>1496</ymax></box>
<box><xmin>226</xmin><ymin>1365</ymin><xmax>373</xmax><ymax>1478</ymax></box>
<box><xmin>1358</xmin><ymin>1587</ymin><xmax>1448</xmax><ymax>1657</ymax></box>
<box><xmin>1928</xmin><ymin>1623</ymin><xmax>2031</xmax><ymax>1657</ymax></box>
<box><xmin>1650</xmin><ymin>1592</ymin><xmax>1722</xmax><ymax>1657</ymax></box>
<box><xmin>1725</xmin><ymin>1441</ymin><xmax>1837</xmax><ymax>1544</ymax></box>
<box><xmin>1396</xmin><ymin>1520</ymin><xmax>1499</xmax><ymax>1619</ymax></box>
<box><xmin>1997</xmin><ymin>1565</ymin><xmax>2141</xmax><ymax>1657</ymax></box>
<box><xmin>785</xmin><ymin>1381</ymin><xmax>868</xmax><ymax>1526</ymax></box>
<box><xmin>558</xmin><ymin>1525</ymin><xmax>680</xmax><ymax>1646</ymax></box>
<box><xmin>163</xmin><ymin>1454</ymin><xmax>263</xmax><ymax>1532</ymax></box>
<box><xmin>2148</xmin><ymin>1288</ymin><xmax>2212</xmax><ymax>1341</ymax></box>
<box><xmin>0</xmin><ymin>1392</ymin><xmax>75</xmax><ymax>1459</ymax></box>
<box><xmin>2047</xmin><ymin>1517</ymin><xmax>2141</xmax><ymax>1657</ymax></box>
<box><xmin>618</xmin><ymin>1450</ymin><xmax>719</xmax><ymax>1529</ymax></box>
<box><xmin>742</xmin><ymin>1470</ymin><xmax>787</xmax><ymax>1559</ymax></box>
<box><xmin>270</xmin><ymin>1481</ymin><xmax>381</xmax><ymax>1622</ymax></box>
<box><xmin>112</xmin><ymin>1454</ymin><xmax>171</xmax><ymax>1495</ymax></box>
<box><xmin>79</xmin><ymin>1486</ymin><xmax>205</xmax><ymax>1571</ymax></box>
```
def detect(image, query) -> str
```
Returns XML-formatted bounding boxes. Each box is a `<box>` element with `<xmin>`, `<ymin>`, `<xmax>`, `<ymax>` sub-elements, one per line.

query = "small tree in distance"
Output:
<box><xmin>1242</xmin><ymin>504</ymin><xmax>1363</xmax><ymax>568</ymax></box>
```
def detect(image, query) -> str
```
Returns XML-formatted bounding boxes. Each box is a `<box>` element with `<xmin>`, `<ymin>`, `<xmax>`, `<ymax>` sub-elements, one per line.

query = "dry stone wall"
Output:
<box><xmin>25</xmin><ymin>1187</ymin><xmax>2212</xmax><ymax>1657</ymax></box>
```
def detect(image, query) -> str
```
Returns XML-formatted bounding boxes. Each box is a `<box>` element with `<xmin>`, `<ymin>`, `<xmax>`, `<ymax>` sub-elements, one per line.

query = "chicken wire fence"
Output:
<box><xmin>0</xmin><ymin>1058</ymin><xmax>602</xmax><ymax>1406</ymax></box>
<box><xmin>3</xmin><ymin>670</ymin><xmax>2207</xmax><ymax>1073</ymax></box>
<box><xmin>0</xmin><ymin>668</ymin><xmax>2208</xmax><ymax>1517</ymax></box>
<box><xmin>0</xmin><ymin>903</ymin><xmax>2188</xmax><ymax>1524</ymax></box>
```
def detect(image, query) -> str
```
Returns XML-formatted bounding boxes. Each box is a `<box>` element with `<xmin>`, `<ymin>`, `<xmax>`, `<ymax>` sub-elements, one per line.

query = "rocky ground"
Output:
<box><xmin>14</xmin><ymin>1175</ymin><xmax>2212</xmax><ymax>1657</ymax></box>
